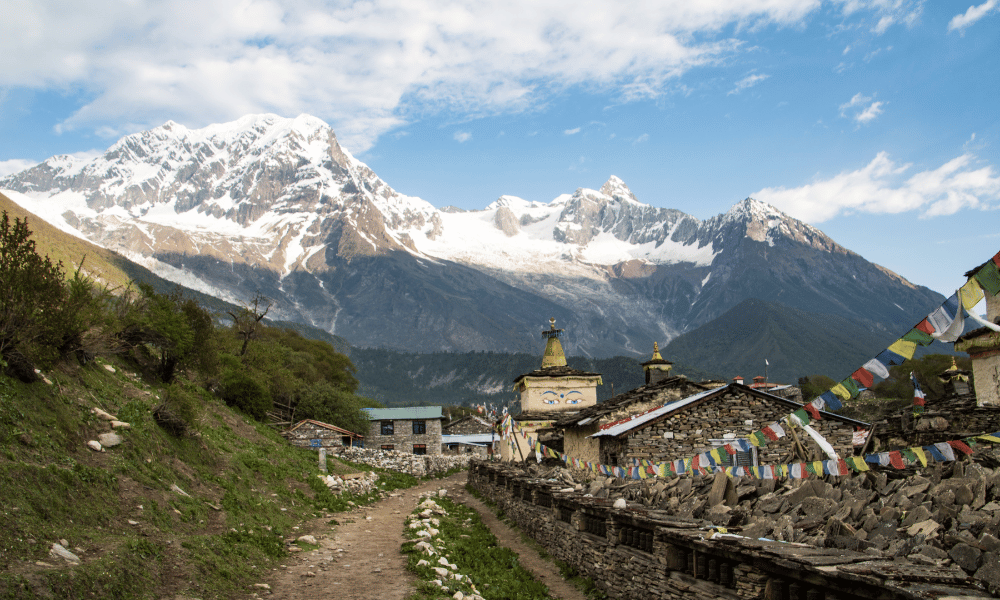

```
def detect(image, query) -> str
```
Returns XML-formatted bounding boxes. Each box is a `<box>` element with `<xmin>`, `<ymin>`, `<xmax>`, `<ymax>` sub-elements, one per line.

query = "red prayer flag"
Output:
<box><xmin>804</xmin><ymin>403</ymin><xmax>821</xmax><ymax>420</ymax></box>
<box><xmin>889</xmin><ymin>451</ymin><xmax>905</xmax><ymax>469</ymax></box>
<box><xmin>851</xmin><ymin>368</ymin><xmax>874</xmax><ymax>388</ymax></box>
<box><xmin>838</xmin><ymin>458</ymin><xmax>849</xmax><ymax>476</ymax></box>
<box><xmin>948</xmin><ymin>439</ymin><xmax>974</xmax><ymax>455</ymax></box>
<box><xmin>762</xmin><ymin>426</ymin><xmax>779</xmax><ymax>441</ymax></box>
<box><xmin>691</xmin><ymin>455</ymin><xmax>700</xmax><ymax>469</ymax></box>
<box><xmin>723</xmin><ymin>444</ymin><xmax>737</xmax><ymax>455</ymax></box>
<box><xmin>916</xmin><ymin>318</ymin><xmax>935</xmax><ymax>335</ymax></box>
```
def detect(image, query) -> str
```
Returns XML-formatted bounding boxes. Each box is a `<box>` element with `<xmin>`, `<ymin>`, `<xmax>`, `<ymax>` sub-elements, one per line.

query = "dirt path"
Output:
<box><xmin>257</xmin><ymin>471</ymin><xmax>588</xmax><ymax>600</ymax></box>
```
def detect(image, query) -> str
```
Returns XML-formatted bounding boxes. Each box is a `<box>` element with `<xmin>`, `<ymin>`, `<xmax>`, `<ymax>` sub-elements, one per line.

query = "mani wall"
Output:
<box><xmin>468</xmin><ymin>461</ymin><xmax>999</xmax><ymax>600</ymax></box>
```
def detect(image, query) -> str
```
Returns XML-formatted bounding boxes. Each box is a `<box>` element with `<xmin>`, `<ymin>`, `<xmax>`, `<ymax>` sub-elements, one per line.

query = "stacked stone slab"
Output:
<box><xmin>469</xmin><ymin>453</ymin><xmax>1000</xmax><ymax>599</ymax></box>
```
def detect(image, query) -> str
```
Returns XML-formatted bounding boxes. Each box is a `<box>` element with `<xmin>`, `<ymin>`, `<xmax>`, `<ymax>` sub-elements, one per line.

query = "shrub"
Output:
<box><xmin>218</xmin><ymin>369</ymin><xmax>271</xmax><ymax>420</ymax></box>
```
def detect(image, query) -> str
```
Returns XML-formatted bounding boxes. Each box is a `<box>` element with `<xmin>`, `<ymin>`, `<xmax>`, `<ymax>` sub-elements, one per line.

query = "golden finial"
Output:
<box><xmin>651</xmin><ymin>342</ymin><xmax>663</xmax><ymax>361</ymax></box>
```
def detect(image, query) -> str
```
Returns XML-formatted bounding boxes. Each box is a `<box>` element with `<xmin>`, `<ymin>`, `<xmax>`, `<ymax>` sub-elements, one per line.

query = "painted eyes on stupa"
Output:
<box><xmin>542</xmin><ymin>391</ymin><xmax>582</xmax><ymax>404</ymax></box>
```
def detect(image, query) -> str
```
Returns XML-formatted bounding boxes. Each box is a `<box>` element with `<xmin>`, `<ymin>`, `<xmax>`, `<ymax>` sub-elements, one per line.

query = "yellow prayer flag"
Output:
<box><xmin>888</xmin><ymin>339</ymin><xmax>917</xmax><ymax>360</ymax></box>
<box><xmin>978</xmin><ymin>434</ymin><xmax>1000</xmax><ymax>443</ymax></box>
<box><xmin>658</xmin><ymin>463</ymin><xmax>667</xmax><ymax>477</ymax></box>
<box><xmin>911</xmin><ymin>447</ymin><xmax>927</xmax><ymax>467</ymax></box>
<box><xmin>830</xmin><ymin>384</ymin><xmax>851</xmax><ymax>400</ymax></box>
<box><xmin>710</xmin><ymin>448</ymin><xmax>722</xmax><ymax>464</ymax></box>
<box><xmin>812</xmin><ymin>461</ymin><xmax>824</xmax><ymax>475</ymax></box>
<box><xmin>960</xmin><ymin>279</ymin><xmax>985</xmax><ymax>310</ymax></box>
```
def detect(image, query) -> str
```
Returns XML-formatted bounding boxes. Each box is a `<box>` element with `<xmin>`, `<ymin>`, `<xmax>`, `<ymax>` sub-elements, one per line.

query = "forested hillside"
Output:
<box><xmin>348</xmin><ymin>348</ymin><xmax>721</xmax><ymax>408</ymax></box>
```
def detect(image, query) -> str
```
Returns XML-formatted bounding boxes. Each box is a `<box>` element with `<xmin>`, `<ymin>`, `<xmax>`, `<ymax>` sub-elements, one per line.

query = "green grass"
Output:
<box><xmin>464</xmin><ymin>485</ymin><xmax>608</xmax><ymax>600</ymax></box>
<box><xmin>402</xmin><ymin>495</ymin><xmax>551</xmax><ymax>600</ymax></box>
<box><xmin>0</xmin><ymin>359</ymin><xmax>430</xmax><ymax>600</ymax></box>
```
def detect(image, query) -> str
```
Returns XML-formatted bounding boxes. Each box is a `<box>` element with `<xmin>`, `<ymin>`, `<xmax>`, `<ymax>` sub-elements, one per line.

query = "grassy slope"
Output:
<box><xmin>0</xmin><ymin>357</ymin><xmax>416</xmax><ymax>600</ymax></box>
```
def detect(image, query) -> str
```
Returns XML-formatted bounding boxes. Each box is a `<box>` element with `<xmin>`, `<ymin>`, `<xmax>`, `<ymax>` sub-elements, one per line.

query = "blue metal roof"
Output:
<box><xmin>363</xmin><ymin>406</ymin><xmax>444</xmax><ymax>421</ymax></box>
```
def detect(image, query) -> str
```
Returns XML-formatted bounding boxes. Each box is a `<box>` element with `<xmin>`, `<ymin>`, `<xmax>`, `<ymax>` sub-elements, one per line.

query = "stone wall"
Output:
<box><xmin>621</xmin><ymin>389</ymin><xmax>859</xmax><ymax>466</ymax></box>
<box><xmin>365</xmin><ymin>417</ymin><xmax>443</xmax><ymax>455</ymax></box>
<box><xmin>331</xmin><ymin>446</ymin><xmax>470</xmax><ymax>477</ymax></box>
<box><xmin>468</xmin><ymin>460</ymin><xmax>999</xmax><ymax>600</ymax></box>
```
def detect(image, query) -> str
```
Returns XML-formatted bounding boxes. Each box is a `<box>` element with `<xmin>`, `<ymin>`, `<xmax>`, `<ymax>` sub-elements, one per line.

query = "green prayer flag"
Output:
<box><xmin>805</xmin><ymin>462</ymin><xmax>817</xmax><ymax>476</ymax></box>
<box><xmin>753</xmin><ymin>430</ymin><xmax>768</xmax><ymax>446</ymax></box>
<box><xmin>975</xmin><ymin>261</ymin><xmax>1000</xmax><ymax>296</ymax></box>
<box><xmin>793</xmin><ymin>408</ymin><xmax>809</xmax><ymax>424</ymax></box>
<box><xmin>902</xmin><ymin>327</ymin><xmax>935</xmax><ymax>346</ymax></box>
<box><xmin>840</xmin><ymin>377</ymin><xmax>861</xmax><ymax>398</ymax></box>
<box><xmin>901</xmin><ymin>448</ymin><xmax>917</xmax><ymax>464</ymax></box>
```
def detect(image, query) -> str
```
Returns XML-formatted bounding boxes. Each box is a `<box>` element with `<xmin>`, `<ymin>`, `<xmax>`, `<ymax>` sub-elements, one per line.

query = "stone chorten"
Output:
<box><xmin>954</xmin><ymin>256</ymin><xmax>1000</xmax><ymax>407</ymax></box>
<box><xmin>641</xmin><ymin>342</ymin><xmax>673</xmax><ymax>385</ymax></box>
<box><xmin>503</xmin><ymin>319</ymin><xmax>603</xmax><ymax>462</ymax></box>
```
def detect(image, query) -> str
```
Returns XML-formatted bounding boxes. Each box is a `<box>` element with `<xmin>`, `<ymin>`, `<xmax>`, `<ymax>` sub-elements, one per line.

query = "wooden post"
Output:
<box><xmin>785</xmin><ymin>418</ymin><xmax>809</xmax><ymax>462</ymax></box>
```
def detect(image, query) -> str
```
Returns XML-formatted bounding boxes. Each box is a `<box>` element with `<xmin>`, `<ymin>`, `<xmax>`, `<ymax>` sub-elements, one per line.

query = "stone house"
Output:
<box><xmin>283</xmin><ymin>419</ymin><xmax>364</xmax><ymax>450</ymax></box>
<box><xmin>361</xmin><ymin>406</ymin><xmax>444</xmax><ymax>455</ymax></box>
<box><xmin>442</xmin><ymin>414</ymin><xmax>494</xmax><ymax>435</ymax></box>
<box><xmin>589</xmin><ymin>383</ymin><xmax>871</xmax><ymax>468</ymax></box>
<box><xmin>553</xmin><ymin>343</ymin><xmax>710</xmax><ymax>467</ymax></box>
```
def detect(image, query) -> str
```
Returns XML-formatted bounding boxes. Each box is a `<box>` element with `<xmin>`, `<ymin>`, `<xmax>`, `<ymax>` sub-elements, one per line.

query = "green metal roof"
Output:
<box><xmin>362</xmin><ymin>406</ymin><xmax>444</xmax><ymax>421</ymax></box>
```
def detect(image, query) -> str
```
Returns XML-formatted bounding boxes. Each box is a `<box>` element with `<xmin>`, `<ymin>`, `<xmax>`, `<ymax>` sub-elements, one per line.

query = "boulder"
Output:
<box><xmin>975</xmin><ymin>552</ymin><xmax>1000</xmax><ymax>593</ymax></box>
<box><xmin>49</xmin><ymin>543</ymin><xmax>80</xmax><ymax>564</ymax></box>
<box><xmin>98</xmin><ymin>432</ymin><xmax>123</xmax><ymax>448</ymax></box>
<box><xmin>949</xmin><ymin>542</ymin><xmax>982</xmax><ymax>573</ymax></box>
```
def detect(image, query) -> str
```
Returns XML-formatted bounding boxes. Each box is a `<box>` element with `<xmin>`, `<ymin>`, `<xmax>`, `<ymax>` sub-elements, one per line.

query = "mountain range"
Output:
<box><xmin>0</xmin><ymin>114</ymin><xmax>945</xmax><ymax>376</ymax></box>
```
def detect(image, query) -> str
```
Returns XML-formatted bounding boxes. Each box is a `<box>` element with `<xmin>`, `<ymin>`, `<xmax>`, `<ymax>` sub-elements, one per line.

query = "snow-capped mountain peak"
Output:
<box><xmin>0</xmin><ymin>113</ymin><xmax>935</xmax><ymax>359</ymax></box>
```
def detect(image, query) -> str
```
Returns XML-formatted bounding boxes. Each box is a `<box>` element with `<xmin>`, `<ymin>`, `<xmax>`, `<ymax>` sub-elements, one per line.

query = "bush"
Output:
<box><xmin>218</xmin><ymin>369</ymin><xmax>271</xmax><ymax>420</ymax></box>
<box><xmin>0</xmin><ymin>213</ymin><xmax>66</xmax><ymax>380</ymax></box>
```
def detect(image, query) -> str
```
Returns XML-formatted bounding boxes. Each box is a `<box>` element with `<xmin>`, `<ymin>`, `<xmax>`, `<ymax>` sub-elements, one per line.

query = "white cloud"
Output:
<box><xmin>839</xmin><ymin>92</ymin><xmax>885</xmax><ymax>125</ymax></box>
<box><xmin>728</xmin><ymin>72</ymin><xmax>769</xmax><ymax>95</ymax></box>
<box><xmin>453</xmin><ymin>131</ymin><xmax>472</xmax><ymax>143</ymax></box>
<box><xmin>948</xmin><ymin>0</ymin><xmax>999</xmax><ymax>33</ymax></box>
<box><xmin>633</xmin><ymin>133</ymin><xmax>650</xmax><ymax>144</ymax></box>
<box><xmin>834</xmin><ymin>0</ymin><xmax>922</xmax><ymax>33</ymax></box>
<box><xmin>0</xmin><ymin>159</ymin><xmax>38</xmax><ymax>178</ymax></box>
<box><xmin>0</xmin><ymin>0</ymin><xmax>828</xmax><ymax>152</ymax></box>
<box><xmin>754</xmin><ymin>152</ymin><xmax>1000</xmax><ymax>222</ymax></box>
<box><xmin>564</xmin><ymin>127</ymin><xmax>581</xmax><ymax>135</ymax></box>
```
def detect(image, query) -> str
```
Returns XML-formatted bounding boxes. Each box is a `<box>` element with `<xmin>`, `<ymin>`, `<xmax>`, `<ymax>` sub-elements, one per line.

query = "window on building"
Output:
<box><xmin>413</xmin><ymin>444</ymin><xmax>427</xmax><ymax>455</ymax></box>
<box><xmin>412</xmin><ymin>420</ymin><xmax>426</xmax><ymax>434</ymax></box>
<box><xmin>381</xmin><ymin>444</ymin><xmax>394</xmax><ymax>451</ymax></box>
<box><xmin>381</xmin><ymin>420</ymin><xmax>394</xmax><ymax>435</ymax></box>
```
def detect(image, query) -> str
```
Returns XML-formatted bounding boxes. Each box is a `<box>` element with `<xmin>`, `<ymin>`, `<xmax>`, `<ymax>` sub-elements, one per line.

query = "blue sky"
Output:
<box><xmin>1</xmin><ymin>0</ymin><xmax>998</xmax><ymax>298</ymax></box>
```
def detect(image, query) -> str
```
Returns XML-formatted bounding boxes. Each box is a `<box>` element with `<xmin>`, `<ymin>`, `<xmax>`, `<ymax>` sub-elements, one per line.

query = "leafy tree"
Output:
<box><xmin>797</xmin><ymin>375</ymin><xmax>837</xmax><ymax>402</ymax></box>
<box><xmin>871</xmin><ymin>354</ymin><xmax>973</xmax><ymax>401</ymax></box>
<box><xmin>0</xmin><ymin>213</ymin><xmax>66</xmax><ymax>381</ymax></box>
<box><xmin>294</xmin><ymin>380</ymin><xmax>374</xmax><ymax>435</ymax></box>
<box><xmin>43</xmin><ymin>260</ymin><xmax>114</xmax><ymax>364</ymax></box>
<box><xmin>115</xmin><ymin>283</ymin><xmax>216</xmax><ymax>382</ymax></box>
